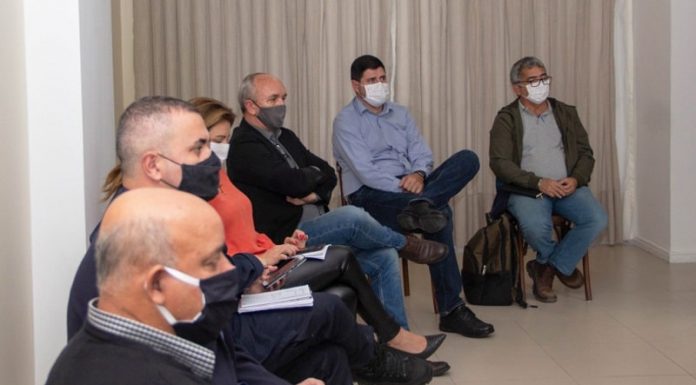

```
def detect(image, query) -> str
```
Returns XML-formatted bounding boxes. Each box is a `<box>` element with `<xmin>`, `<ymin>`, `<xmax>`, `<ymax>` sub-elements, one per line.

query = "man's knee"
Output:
<box><xmin>336</xmin><ymin>205</ymin><xmax>375</xmax><ymax>226</ymax></box>
<box><xmin>451</xmin><ymin>149</ymin><xmax>480</xmax><ymax>173</ymax></box>
<box><xmin>588</xmin><ymin>205</ymin><xmax>608</xmax><ymax>235</ymax></box>
<box><xmin>515</xmin><ymin>214</ymin><xmax>552</xmax><ymax>241</ymax></box>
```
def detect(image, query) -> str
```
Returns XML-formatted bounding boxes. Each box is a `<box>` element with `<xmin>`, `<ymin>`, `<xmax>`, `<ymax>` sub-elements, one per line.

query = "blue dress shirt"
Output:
<box><xmin>332</xmin><ymin>97</ymin><xmax>433</xmax><ymax>195</ymax></box>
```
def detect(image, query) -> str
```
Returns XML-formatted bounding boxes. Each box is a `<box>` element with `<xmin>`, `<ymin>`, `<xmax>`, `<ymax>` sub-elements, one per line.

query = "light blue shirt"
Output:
<box><xmin>332</xmin><ymin>97</ymin><xmax>433</xmax><ymax>195</ymax></box>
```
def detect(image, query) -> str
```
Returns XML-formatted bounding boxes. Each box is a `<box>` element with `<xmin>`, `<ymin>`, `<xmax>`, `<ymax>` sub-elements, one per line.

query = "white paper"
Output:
<box><xmin>299</xmin><ymin>244</ymin><xmax>331</xmax><ymax>260</ymax></box>
<box><xmin>238</xmin><ymin>285</ymin><xmax>314</xmax><ymax>313</ymax></box>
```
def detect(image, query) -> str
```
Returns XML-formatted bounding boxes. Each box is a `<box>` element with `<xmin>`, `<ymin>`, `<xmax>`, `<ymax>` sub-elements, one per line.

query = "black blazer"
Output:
<box><xmin>227</xmin><ymin>119</ymin><xmax>337</xmax><ymax>243</ymax></box>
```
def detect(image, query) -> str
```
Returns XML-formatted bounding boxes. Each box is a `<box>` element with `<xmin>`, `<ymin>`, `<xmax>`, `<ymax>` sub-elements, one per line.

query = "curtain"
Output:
<box><xmin>614</xmin><ymin>0</ymin><xmax>637</xmax><ymax>241</ymax></box>
<box><xmin>132</xmin><ymin>0</ymin><xmax>622</xmax><ymax>247</ymax></box>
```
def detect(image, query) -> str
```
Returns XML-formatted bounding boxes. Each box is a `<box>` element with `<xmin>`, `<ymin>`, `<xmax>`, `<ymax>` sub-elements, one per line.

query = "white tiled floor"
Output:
<box><xmin>403</xmin><ymin>244</ymin><xmax>696</xmax><ymax>384</ymax></box>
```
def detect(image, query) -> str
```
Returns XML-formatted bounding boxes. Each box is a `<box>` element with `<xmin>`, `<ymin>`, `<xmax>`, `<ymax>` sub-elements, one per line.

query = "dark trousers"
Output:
<box><xmin>349</xmin><ymin>149</ymin><xmax>480</xmax><ymax>315</ymax></box>
<box><xmin>284</xmin><ymin>245</ymin><xmax>401</xmax><ymax>342</ymax></box>
<box><xmin>231</xmin><ymin>293</ymin><xmax>374</xmax><ymax>385</ymax></box>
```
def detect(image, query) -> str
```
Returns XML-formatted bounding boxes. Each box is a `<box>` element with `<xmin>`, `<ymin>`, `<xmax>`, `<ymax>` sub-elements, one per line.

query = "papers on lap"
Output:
<box><xmin>297</xmin><ymin>244</ymin><xmax>331</xmax><ymax>260</ymax></box>
<box><xmin>238</xmin><ymin>285</ymin><xmax>314</xmax><ymax>313</ymax></box>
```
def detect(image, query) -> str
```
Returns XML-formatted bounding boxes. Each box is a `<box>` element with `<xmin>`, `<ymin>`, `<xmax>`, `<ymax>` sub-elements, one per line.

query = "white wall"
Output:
<box><xmin>0</xmin><ymin>0</ymin><xmax>115</xmax><ymax>383</ymax></box>
<box><xmin>80</xmin><ymin>0</ymin><xmax>116</xmax><ymax>233</ymax></box>
<box><xmin>633</xmin><ymin>0</ymin><xmax>672</xmax><ymax>259</ymax></box>
<box><xmin>632</xmin><ymin>0</ymin><xmax>696</xmax><ymax>263</ymax></box>
<box><xmin>0</xmin><ymin>0</ymin><xmax>35</xmax><ymax>384</ymax></box>
<box><xmin>669</xmin><ymin>0</ymin><xmax>696</xmax><ymax>262</ymax></box>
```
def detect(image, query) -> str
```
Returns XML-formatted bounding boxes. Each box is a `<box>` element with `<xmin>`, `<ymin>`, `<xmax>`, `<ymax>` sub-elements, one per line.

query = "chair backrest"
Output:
<box><xmin>336</xmin><ymin>162</ymin><xmax>348</xmax><ymax>206</ymax></box>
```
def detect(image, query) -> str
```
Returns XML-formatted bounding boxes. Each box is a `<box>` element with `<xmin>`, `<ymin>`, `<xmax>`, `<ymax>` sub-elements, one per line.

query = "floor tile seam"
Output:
<box><xmin>513</xmin><ymin>318</ymin><xmax>582</xmax><ymax>384</ymax></box>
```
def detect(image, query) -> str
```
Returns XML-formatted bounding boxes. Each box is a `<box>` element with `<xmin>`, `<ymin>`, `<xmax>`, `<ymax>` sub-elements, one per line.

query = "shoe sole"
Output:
<box><xmin>438</xmin><ymin>324</ymin><xmax>494</xmax><ymax>338</ymax></box>
<box><xmin>397</xmin><ymin>213</ymin><xmax>446</xmax><ymax>234</ymax></box>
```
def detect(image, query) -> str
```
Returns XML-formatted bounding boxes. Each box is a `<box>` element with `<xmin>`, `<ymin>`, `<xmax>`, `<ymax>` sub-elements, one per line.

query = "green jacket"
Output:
<box><xmin>489</xmin><ymin>98</ymin><xmax>595</xmax><ymax>189</ymax></box>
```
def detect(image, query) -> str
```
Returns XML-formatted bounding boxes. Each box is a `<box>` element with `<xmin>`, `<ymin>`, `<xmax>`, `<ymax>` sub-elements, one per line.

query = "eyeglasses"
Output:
<box><xmin>516</xmin><ymin>76</ymin><xmax>552</xmax><ymax>87</ymax></box>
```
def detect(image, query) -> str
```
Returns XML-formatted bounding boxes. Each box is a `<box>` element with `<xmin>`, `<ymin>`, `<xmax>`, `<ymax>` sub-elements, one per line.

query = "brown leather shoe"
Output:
<box><xmin>556</xmin><ymin>268</ymin><xmax>584</xmax><ymax>289</ymax></box>
<box><xmin>398</xmin><ymin>235</ymin><xmax>447</xmax><ymax>264</ymax></box>
<box><xmin>526</xmin><ymin>260</ymin><xmax>557</xmax><ymax>303</ymax></box>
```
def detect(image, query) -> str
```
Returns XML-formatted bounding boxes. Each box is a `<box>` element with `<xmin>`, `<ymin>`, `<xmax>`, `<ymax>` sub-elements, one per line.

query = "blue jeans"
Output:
<box><xmin>299</xmin><ymin>205</ymin><xmax>409</xmax><ymax>328</ymax></box>
<box><xmin>348</xmin><ymin>150</ymin><xmax>480</xmax><ymax>315</ymax></box>
<box><xmin>507</xmin><ymin>186</ymin><xmax>608</xmax><ymax>275</ymax></box>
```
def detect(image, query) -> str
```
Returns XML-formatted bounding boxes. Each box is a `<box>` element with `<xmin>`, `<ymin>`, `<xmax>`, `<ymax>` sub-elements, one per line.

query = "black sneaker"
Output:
<box><xmin>439</xmin><ymin>304</ymin><xmax>494</xmax><ymax>338</ymax></box>
<box><xmin>354</xmin><ymin>344</ymin><xmax>433</xmax><ymax>385</ymax></box>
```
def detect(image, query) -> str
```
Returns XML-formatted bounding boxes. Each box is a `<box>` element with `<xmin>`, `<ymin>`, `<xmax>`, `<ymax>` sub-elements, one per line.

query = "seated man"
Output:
<box><xmin>226</xmin><ymin>73</ymin><xmax>446</xmax><ymax>329</ymax></box>
<box><xmin>489</xmin><ymin>56</ymin><xmax>608</xmax><ymax>303</ymax></box>
<box><xmin>48</xmin><ymin>189</ymin><xmax>319</xmax><ymax>385</ymax></box>
<box><xmin>191</xmin><ymin>96</ymin><xmax>450</xmax><ymax>377</ymax></box>
<box><xmin>333</xmin><ymin>54</ymin><xmax>493</xmax><ymax>338</ymax></box>
<box><xmin>67</xmin><ymin>96</ymin><xmax>433</xmax><ymax>385</ymax></box>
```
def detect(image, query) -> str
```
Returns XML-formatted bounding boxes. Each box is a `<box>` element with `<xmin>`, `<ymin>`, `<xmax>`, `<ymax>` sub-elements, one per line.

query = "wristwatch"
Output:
<box><xmin>414</xmin><ymin>170</ymin><xmax>426</xmax><ymax>179</ymax></box>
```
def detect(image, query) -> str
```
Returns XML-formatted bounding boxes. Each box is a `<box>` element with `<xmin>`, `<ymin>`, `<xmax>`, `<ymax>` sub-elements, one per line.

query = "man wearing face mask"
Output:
<box><xmin>226</xmin><ymin>73</ymin><xmax>450</xmax><ymax>335</ymax></box>
<box><xmin>333</xmin><ymin>54</ymin><xmax>494</xmax><ymax>339</ymax></box>
<box><xmin>48</xmin><ymin>189</ymin><xmax>322</xmax><ymax>385</ymax></box>
<box><xmin>68</xmin><ymin>96</ymin><xmax>434</xmax><ymax>385</ymax></box>
<box><xmin>489</xmin><ymin>56</ymin><xmax>607</xmax><ymax>303</ymax></box>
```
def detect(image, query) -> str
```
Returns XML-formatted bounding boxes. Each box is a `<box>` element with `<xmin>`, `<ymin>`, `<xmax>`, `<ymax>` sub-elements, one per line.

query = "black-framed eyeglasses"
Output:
<box><xmin>516</xmin><ymin>76</ymin><xmax>552</xmax><ymax>87</ymax></box>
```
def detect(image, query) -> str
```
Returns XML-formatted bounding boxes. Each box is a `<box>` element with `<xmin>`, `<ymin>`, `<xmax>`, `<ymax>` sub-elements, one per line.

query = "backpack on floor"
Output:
<box><xmin>461</xmin><ymin>212</ymin><xmax>526</xmax><ymax>307</ymax></box>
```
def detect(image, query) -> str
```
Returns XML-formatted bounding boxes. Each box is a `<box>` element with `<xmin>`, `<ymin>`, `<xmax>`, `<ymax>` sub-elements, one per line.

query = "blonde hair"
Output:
<box><xmin>189</xmin><ymin>97</ymin><xmax>236</xmax><ymax>130</ymax></box>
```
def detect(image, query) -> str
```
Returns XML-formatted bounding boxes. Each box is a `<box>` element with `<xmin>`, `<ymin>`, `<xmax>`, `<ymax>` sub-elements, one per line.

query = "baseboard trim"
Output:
<box><xmin>629</xmin><ymin>237</ymin><xmax>696</xmax><ymax>263</ymax></box>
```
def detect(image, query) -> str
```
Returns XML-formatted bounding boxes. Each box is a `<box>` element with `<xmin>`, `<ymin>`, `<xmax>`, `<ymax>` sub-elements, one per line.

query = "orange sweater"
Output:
<box><xmin>209</xmin><ymin>170</ymin><xmax>276</xmax><ymax>255</ymax></box>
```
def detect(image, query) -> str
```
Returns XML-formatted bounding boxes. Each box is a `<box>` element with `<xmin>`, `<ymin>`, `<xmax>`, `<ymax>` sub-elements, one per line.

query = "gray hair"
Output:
<box><xmin>116</xmin><ymin>96</ymin><xmax>199</xmax><ymax>176</ymax></box>
<box><xmin>238</xmin><ymin>73</ymin><xmax>265</xmax><ymax>113</ymax></box>
<box><xmin>95</xmin><ymin>218</ymin><xmax>175</xmax><ymax>289</ymax></box>
<box><xmin>510</xmin><ymin>56</ymin><xmax>547</xmax><ymax>84</ymax></box>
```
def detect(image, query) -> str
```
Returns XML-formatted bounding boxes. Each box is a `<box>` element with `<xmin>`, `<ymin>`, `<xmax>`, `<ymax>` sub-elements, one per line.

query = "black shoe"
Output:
<box><xmin>397</xmin><ymin>200</ymin><xmax>447</xmax><ymax>234</ymax></box>
<box><xmin>399</xmin><ymin>333</ymin><xmax>446</xmax><ymax>360</ymax></box>
<box><xmin>427</xmin><ymin>360</ymin><xmax>450</xmax><ymax>376</ymax></box>
<box><xmin>354</xmin><ymin>344</ymin><xmax>433</xmax><ymax>385</ymax></box>
<box><xmin>439</xmin><ymin>305</ymin><xmax>494</xmax><ymax>338</ymax></box>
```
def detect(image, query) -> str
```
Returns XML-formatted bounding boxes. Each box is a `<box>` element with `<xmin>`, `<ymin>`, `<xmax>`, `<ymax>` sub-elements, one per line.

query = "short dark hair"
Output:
<box><xmin>116</xmin><ymin>96</ymin><xmax>198</xmax><ymax>174</ymax></box>
<box><xmin>350</xmin><ymin>55</ymin><xmax>385</xmax><ymax>81</ymax></box>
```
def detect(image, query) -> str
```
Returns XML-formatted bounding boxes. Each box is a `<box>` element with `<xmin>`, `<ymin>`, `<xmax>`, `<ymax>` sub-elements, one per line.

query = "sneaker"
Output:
<box><xmin>427</xmin><ymin>361</ymin><xmax>450</xmax><ymax>377</ymax></box>
<box><xmin>354</xmin><ymin>344</ymin><xmax>433</xmax><ymax>385</ymax></box>
<box><xmin>438</xmin><ymin>304</ymin><xmax>494</xmax><ymax>338</ymax></box>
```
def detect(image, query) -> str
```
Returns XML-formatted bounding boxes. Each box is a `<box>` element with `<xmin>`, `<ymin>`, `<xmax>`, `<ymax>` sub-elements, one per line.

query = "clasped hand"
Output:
<box><xmin>538</xmin><ymin>177</ymin><xmax>577</xmax><ymax>198</ymax></box>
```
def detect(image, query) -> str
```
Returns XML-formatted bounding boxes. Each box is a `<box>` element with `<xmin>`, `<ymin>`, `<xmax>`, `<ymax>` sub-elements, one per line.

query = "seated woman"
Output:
<box><xmin>190</xmin><ymin>97</ymin><xmax>447</xmax><ymax>362</ymax></box>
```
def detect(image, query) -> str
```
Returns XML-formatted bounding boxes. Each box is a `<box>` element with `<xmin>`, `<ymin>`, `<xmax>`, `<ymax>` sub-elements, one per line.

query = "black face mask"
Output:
<box><xmin>160</xmin><ymin>152</ymin><xmax>221</xmax><ymax>201</ymax></box>
<box><xmin>159</xmin><ymin>263</ymin><xmax>242</xmax><ymax>346</ymax></box>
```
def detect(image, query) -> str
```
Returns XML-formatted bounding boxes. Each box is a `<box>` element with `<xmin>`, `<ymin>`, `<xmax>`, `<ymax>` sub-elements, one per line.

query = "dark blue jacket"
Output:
<box><xmin>65</xmin><ymin>187</ymin><xmax>290</xmax><ymax>385</ymax></box>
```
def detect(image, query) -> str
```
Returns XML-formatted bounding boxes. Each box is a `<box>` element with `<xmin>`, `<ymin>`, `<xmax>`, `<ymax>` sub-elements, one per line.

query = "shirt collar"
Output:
<box><xmin>87</xmin><ymin>299</ymin><xmax>216</xmax><ymax>380</ymax></box>
<box><xmin>352</xmin><ymin>96</ymin><xmax>393</xmax><ymax>116</ymax></box>
<box><xmin>518</xmin><ymin>99</ymin><xmax>553</xmax><ymax>118</ymax></box>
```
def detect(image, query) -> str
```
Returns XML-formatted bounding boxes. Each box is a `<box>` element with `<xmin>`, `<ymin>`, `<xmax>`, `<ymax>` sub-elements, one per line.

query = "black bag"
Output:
<box><xmin>461</xmin><ymin>212</ymin><xmax>526</xmax><ymax>307</ymax></box>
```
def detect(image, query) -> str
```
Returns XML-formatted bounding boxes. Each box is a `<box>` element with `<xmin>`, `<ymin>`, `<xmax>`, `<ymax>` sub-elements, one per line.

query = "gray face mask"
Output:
<box><xmin>255</xmin><ymin>104</ymin><xmax>286</xmax><ymax>129</ymax></box>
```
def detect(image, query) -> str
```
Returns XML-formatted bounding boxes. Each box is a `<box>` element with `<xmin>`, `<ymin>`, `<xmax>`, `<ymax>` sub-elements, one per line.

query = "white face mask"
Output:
<box><xmin>525</xmin><ymin>83</ymin><xmax>550</xmax><ymax>105</ymax></box>
<box><xmin>210</xmin><ymin>142</ymin><xmax>230</xmax><ymax>163</ymax></box>
<box><xmin>363</xmin><ymin>82</ymin><xmax>390</xmax><ymax>107</ymax></box>
<box><xmin>156</xmin><ymin>266</ymin><xmax>205</xmax><ymax>325</ymax></box>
